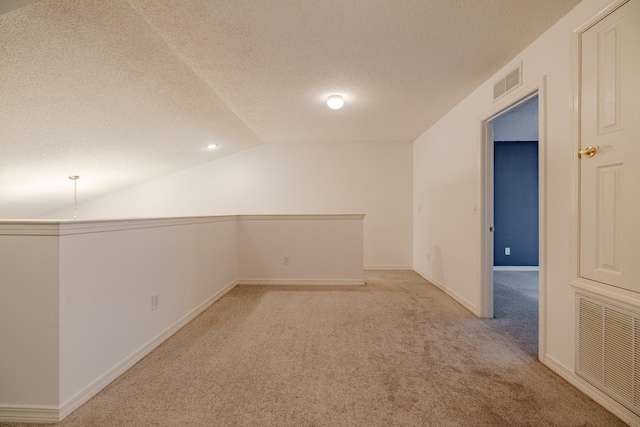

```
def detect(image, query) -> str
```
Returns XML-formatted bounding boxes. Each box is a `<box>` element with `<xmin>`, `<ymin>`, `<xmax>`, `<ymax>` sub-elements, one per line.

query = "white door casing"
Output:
<box><xmin>479</xmin><ymin>80</ymin><xmax>546</xmax><ymax>361</ymax></box>
<box><xmin>579</xmin><ymin>0</ymin><xmax>640</xmax><ymax>293</ymax></box>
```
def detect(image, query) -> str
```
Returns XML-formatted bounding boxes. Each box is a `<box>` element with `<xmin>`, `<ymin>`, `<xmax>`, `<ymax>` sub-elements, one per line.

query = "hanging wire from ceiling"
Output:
<box><xmin>68</xmin><ymin>175</ymin><xmax>80</xmax><ymax>219</ymax></box>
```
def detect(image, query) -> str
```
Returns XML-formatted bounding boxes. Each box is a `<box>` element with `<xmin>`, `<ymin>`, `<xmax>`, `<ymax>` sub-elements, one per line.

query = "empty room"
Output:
<box><xmin>1</xmin><ymin>0</ymin><xmax>639</xmax><ymax>425</ymax></box>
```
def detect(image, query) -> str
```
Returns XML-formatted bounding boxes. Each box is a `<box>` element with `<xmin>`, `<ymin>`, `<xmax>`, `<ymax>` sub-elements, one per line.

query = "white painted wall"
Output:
<box><xmin>44</xmin><ymin>142</ymin><xmax>413</xmax><ymax>269</ymax></box>
<box><xmin>413</xmin><ymin>98</ymin><xmax>483</xmax><ymax>313</ymax></box>
<box><xmin>0</xmin><ymin>234</ymin><xmax>60</xmax><ymax>411</ymax></box>
<box><xmin>413</xmin><ymin>0</ymin><xmax>614</xmax><ymax>375</ymax></box>
<box><xmin>238</xmin><ymin>215</ymin><xmax>364</xmax><ymax>284</ymax></box>
<box><xmin>58</xmin><ymin>217</ymin><xmax>239</xmax><ymax>409</ymax></box>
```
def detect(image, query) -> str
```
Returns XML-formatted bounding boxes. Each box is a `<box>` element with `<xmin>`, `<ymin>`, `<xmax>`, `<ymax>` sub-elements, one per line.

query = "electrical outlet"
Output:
<box><xmin>505</xmin><ymin>247</ymin><xmax>511</xmax><ymax>256</ymax></box>
<box><xmin>283</xmin><ymin>255</ymin><xmax>290</xmax><ymax>265</ymax></box>
<box><xmin>151</xmin><ymin>293</ymin><xmax>159</xmax><ymax>311</ymax></box>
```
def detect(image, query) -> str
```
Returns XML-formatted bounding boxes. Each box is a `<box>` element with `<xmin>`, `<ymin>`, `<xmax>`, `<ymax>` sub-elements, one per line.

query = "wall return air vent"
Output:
<box><xmin>576</xmin><ymin>293</ymin><xmax>640</xmax><ymax>416</ymax></box>
<box><xmin>493</xmin><ymin>62</ymin><xmax>522</xmax><ymax>102</ymax></box>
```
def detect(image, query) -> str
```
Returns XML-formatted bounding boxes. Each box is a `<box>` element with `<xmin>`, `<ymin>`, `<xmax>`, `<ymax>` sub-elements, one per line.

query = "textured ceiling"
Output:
<box><xmin>0</xmin><ymin>0</ymin><xmax>581</xmax><ymax>218</ymax></box>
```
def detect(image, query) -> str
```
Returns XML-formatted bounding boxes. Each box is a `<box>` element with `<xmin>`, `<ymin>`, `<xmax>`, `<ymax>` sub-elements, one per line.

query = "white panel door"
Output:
<box><xmin>579</xmin><ymin>0</ymin><xmax>640</xmax><ymax>292</ymax></box>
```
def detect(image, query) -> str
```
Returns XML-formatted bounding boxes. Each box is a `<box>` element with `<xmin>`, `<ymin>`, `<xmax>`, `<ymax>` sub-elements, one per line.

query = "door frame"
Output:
<box><xmin>479</xmin><ymin>78</ymin><xmax>547</xmax><ymax>361</ymax></box>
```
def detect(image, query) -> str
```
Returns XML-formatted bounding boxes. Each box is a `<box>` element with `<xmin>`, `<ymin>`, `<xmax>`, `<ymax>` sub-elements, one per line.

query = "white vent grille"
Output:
<box><xmin>578</xmin><ymin>297</ymin><xmax>604</xmax><ymax>382</ymax></box>
<box><xmin>493</xmin><ymin>63</ymin><xmax>522</xmax><ymax>102</ymax></box>
<box><xmin>577</xmin><ymin>293</ymin><xmax>640</xmax><ymax>415</ymax></box>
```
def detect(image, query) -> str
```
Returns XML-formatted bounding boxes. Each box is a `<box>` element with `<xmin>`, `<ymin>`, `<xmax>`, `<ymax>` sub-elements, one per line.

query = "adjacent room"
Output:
<box><xmin>2</xmin><ymin>0</ymin><xmax>639</xmax><ymax>425</ymax></box>
<box><xmin>491</xmin><ymin>95</ymin><xmax>540</xmax><ymax>358</ymax></box>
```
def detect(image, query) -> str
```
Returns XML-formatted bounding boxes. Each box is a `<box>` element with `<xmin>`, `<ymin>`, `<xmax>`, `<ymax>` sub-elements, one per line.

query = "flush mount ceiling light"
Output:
<box><xmin>206</xmin><ymin>143</ymin><xmax>218</xmax><ymax>150</ymax></box>
<box><xmin>326</xmin><ymin>94</ymin><xmax>344</xmax><ymax>110</ymax></box>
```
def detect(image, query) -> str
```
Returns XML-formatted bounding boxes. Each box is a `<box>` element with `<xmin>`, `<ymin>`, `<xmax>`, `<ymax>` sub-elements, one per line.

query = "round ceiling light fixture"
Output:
<box><xmin>326</xmin><ymin>94</ymin><xmax>344</xmax><ymax>110</ymax></box>
<box><xmin>206</xmin><ymin>143</ymin><xmax>218</xmax><ymax>150</ymax></box>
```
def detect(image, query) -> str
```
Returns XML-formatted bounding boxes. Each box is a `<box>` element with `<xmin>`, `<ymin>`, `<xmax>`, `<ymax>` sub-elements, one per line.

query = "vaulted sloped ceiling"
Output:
<box><xmin>0</xmin><ymin>0</ymin><xmax>580</xmax><ymax>218</ymax></box>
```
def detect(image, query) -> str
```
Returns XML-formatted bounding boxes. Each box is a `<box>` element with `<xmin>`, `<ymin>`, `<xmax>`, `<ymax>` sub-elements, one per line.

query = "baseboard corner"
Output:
<box><xmin>413</xmin><ymin>267</ymin><xmax>479</xmax><ymax>316</ymax></box>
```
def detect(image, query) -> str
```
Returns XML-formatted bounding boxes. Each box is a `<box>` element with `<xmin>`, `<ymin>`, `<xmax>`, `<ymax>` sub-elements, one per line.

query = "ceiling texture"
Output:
<box><xmin>0</xmin><ymin>0</ymin><xmax>581</xmax><ymax>218</ymax></box>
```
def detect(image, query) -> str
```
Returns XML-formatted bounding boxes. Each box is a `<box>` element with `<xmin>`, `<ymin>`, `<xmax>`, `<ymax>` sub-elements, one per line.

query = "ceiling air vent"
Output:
<box><xmin>493</xmin><ymin>62</ymin><xmax>522</xmax><ymax>102</ymax></box>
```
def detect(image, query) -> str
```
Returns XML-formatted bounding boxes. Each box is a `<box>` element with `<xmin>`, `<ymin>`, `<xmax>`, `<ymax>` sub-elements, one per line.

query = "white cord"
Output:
<box><xmin>69</xmin><ymin>176</ymin><xmax>80</xmax><ymax>219</ymax></box>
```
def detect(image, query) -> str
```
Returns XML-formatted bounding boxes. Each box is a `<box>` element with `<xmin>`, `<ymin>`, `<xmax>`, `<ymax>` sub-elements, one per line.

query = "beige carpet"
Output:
<box><xmin>2</xmin><ymin>270</ymin><xmax>625</xmax><ymax>426</ymax></box>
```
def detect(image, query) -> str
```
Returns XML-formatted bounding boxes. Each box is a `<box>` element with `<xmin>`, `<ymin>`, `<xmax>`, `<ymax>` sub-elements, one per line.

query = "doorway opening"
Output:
<box><xmin>480</xmin><ymin>81</ymin><xmax>546</xmax><ymax>361</ymax></box>
<box><xmin>491</xmin><ymin>96</ymin><xmax>539</xmax><ymax>357</ymax></box>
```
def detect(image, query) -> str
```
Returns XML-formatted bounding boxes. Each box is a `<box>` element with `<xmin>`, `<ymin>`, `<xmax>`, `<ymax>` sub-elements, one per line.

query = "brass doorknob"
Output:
<box><xmin>578</xmin><ymin>145</ymin><xmax>599</xmax><ymax>158</ymax></box>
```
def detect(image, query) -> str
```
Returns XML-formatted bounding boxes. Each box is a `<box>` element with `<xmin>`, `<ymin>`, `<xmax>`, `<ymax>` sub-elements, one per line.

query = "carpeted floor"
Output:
<box><xmin>1</xmin><ymin>270</ymin><xmax>625</xmax><ymax>426</ymax></box>
<box><xmin>492</xmin><ymin>270</ymin><xmax>539</xmax><ymax>357</ymax></box>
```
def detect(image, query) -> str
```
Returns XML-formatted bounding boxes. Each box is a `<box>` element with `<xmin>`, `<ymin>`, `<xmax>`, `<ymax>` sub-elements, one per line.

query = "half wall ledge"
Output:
<box><xmin>0</xmin><ymin>214</ymin><xmax>364</xmax><ymax>423</ymax></box>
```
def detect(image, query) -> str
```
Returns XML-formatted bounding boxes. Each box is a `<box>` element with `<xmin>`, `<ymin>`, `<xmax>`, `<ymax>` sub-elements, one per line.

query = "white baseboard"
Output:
<box><xmin>543</xmin><ymin>354</ymin><xmax>639</xmax><ymax>426</ymax></box>
<box><xmin>364</xmin><ymin>265</ymin><xmax>413</xmax><ymax>270</ymax></box>
<box><xmin>493</xmin><ymin>266</ymin><xmax>539</xmax><ymax>271</ymax></box>
<box><xmin>413</xmin><ymin>268</ymin><xmax>479</xmax><ymax>316</ymax></box>
<box><xmin>0</xmin><ymin>405</ymin><xmax>59</xmax><ymax>424</ymax></box>
<box><xmin>57</xmin><ymin>279</ymin><xmax>238</xmax><ymax>422</ymax></box>
<box><xmin>237</xmin><ymin>278</ymin><xmax>364</xmax><ymax>286</ymax></box>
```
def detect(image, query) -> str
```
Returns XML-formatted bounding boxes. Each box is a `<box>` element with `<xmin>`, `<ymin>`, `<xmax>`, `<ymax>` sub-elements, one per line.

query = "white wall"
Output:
<box><xmin>0</xmin><ymin>233</ymin><xmax>60</xmax><ymax>413</ymax></box>
<box><xmin>238</xmin><ymin>215</ymin><xmax>364</xmax><ymax>284</ymax></box>
<box><xmin>413</xmin><ymin>0</ymin><xmax>614</xmax><ymax>379</ymax></box>
<box><xmin>413</xmin><ymin>98</ymin><xmax>483</xmax><ymax>313</ymax></box>
<box><xmin>44</xmin><ymin>142</ymin><xmax>413</xmax><ymax>269</ymax></box>
<box><xmin>58</xmin><ymin>217</ymin><xmax>239</xmax><ymax>410</ymax></box>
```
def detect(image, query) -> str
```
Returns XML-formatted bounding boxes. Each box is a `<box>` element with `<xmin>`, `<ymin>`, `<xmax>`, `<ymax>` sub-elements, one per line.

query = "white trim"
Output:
<box><xmin>414</xmin><ymin>268</ymin><xmax>479</xmax><ymax>316</ymax></box>
<box><xmin>364</xmin><ymin>265</ymin><xmax>413</xmax><ymax>271</ymax></box>
<box><xmin>58</xmin><ymin>279</ymin><xmax>238</xmax><ymax>420</ymax></box>
<box><xmin>571</xmin><ymin>280</ymin><xmax>640</xmax><ymax>309</ymax></box>
<box><xmin>0</xmin><ymin>216</ymin><xmax>238</xmax><ymax>236</ymax></box>
<box><xmin>481</xmin><ymin>80</ymin><xmax>540</xmax><ymax>122</ymax></box>
<box><xmin>237</xmin><ymin>279</ymin><xmax>364</xmax><ymax>286</ymax></box>
<box><xmin>493</xmin><ymin>266</ymin><xmax>539</xmax><ymax>271</ymax></box>
<box><xmin>239</xmin><ymin>214</ymin><xmax>365</xmax><ymax>221</ymax></box>
<box><xmin>537</xmin><ymin>78</ymin><xmax>548</xmax><ymax>363</ymax></box>
<box><xmin>480</xmin><ymin>111</ymin><xmax>494</xmax><ymax>319</ymax></box>
<box><xmin>0</xmin><ymin>214</ymin><xmax>365</xmax><ymax>236</ymax></box>
<box><xmin>543</xmin><ymin>355</ymin><xmax>640</xmax><ymax>426</ymax></box>
<box><xmin>478</xmin><ymin>78</ymin><xmax>547</xmax><ymax>361</ymax></box>
<box><xmin>59</xmin><ymin>216</ymin><xmax>238</xmax><ymax>235</ymax></box>
<box><xmin>0</xmin><ymin>405</ymin><xmax>59</xmax><ymax>424</ymax></box>
<box><xmin>573</xmin><ymin>0</ymin><xmax>629</xmax><ymax>34</ymax></box>
<box><xmin>0</xmin><ymin>222</ymin><xmax>62</xmax><ymax>236</ymax></box>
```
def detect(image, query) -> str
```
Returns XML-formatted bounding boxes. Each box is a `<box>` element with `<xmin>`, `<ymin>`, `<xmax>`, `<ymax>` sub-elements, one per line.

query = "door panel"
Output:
<box><xmin>579</xmin><ymin>0</ymin><xmax>640</xmax><ymax>292</ymax></box>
